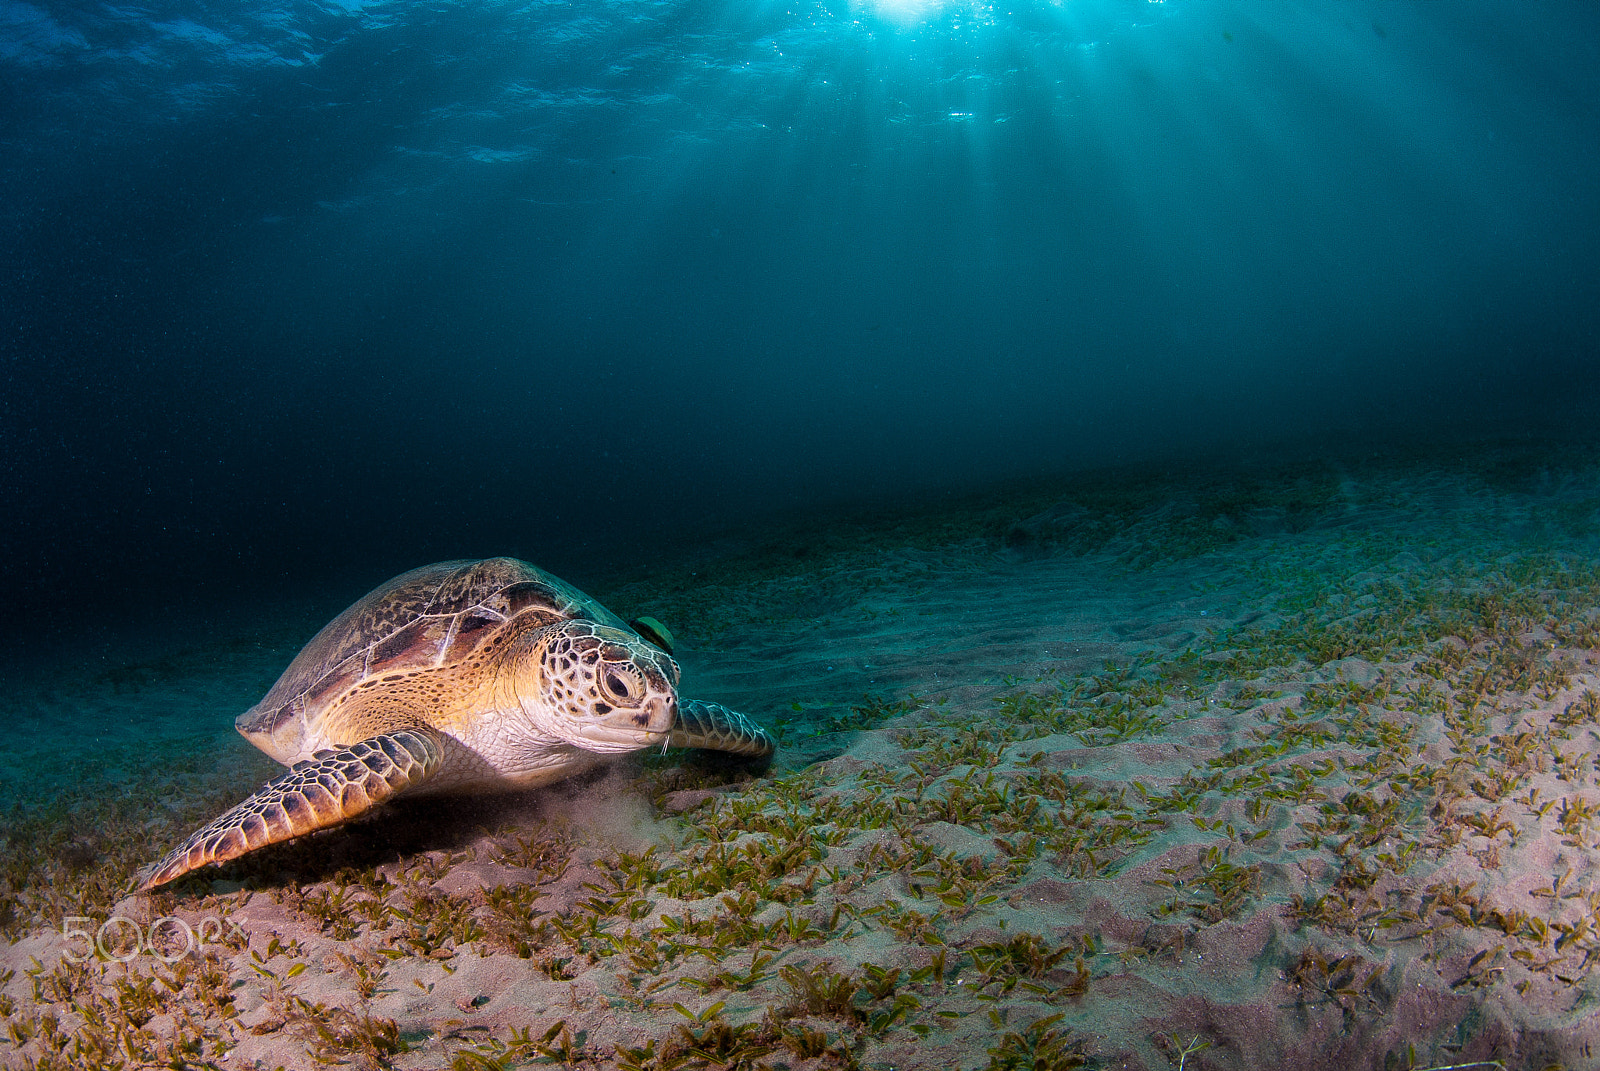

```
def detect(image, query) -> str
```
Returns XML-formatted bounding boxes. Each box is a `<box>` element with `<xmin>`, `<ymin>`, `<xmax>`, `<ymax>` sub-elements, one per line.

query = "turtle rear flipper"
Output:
<box><xmin>138</xmin><ymin>729</ymin><xmax>444</xmax><ymax>891</ymax></box>
<box><xmin>671</xmin><ymin>699</ymin><xmax>776</xmax><ymax>759</ymax></box>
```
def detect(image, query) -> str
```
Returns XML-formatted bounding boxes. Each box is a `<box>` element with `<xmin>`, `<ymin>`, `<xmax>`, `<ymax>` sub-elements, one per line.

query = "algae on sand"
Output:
<box><xmin>5</xmin><ymin>442</ymin><xmax>1600</xmax><ymax>1069</ymax></box>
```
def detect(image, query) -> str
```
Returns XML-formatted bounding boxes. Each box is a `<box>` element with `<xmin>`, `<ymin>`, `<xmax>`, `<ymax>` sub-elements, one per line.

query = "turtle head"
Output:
<box><xmin>525</xmin><ymin>620</ymin><xmax>681</xmax><ymax>752</ymax></box>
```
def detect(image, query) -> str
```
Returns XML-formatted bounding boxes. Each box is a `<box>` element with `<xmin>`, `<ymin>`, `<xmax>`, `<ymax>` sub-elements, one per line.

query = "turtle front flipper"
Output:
<box><xmin>139</xmin><ymin>729</ymin><xmax>444</xmax><ymax>891</ymax></box>
<box><xmin>671</xmin><ymin>699</ymin><xmax>777</xmax><ymax>759</ymax></box>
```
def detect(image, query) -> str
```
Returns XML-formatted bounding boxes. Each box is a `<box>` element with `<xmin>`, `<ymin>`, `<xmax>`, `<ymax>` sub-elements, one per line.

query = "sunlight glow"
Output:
<box><xmin>852</xmin><ymin>0</ymin><xmax>999</xmax><ymax>28</ymax></box>
<box><xmin>867</xmin><ymin>0</ymin><xmax>949</xmax><ymax>24</ymax></box>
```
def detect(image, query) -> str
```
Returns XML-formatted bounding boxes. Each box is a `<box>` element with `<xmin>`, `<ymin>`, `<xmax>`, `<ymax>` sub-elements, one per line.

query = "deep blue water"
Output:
<box><xmin>2</xmin><ymin>0</ymin><xmax>1598</xmax><ymax>649</ymax></box>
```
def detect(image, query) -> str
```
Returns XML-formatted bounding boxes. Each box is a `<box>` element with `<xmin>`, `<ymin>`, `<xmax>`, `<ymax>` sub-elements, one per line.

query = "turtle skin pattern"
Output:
<box><xmin>135</xmin><ymin>558</ymin><xmax>776</xmax><ymax>892</ymax></box>
<box><xmin>141</xmin><ymin>730</ymin><xmax>443</xmax><ymax>890</ymax></box>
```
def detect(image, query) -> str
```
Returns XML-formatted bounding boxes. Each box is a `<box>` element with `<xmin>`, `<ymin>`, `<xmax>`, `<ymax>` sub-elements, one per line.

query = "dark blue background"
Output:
<box><xmin>3</xmin><ymin>0</ymin><xmax>1597</xmax><ymax>646</ymax></box>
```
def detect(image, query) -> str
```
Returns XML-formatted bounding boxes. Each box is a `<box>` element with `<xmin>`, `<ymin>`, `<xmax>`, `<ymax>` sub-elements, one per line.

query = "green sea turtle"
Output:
<box><xmin>140</xmin><ymin>558</ymin><xmax>774</xmax><ymax>890</ymax></box>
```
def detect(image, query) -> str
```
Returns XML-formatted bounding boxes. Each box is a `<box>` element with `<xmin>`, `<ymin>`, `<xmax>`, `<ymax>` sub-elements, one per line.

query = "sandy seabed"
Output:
<box><xmin>5</xmin><ymin>444</ymin><xmax>1600</xmax><ymax>1071</ymax></box>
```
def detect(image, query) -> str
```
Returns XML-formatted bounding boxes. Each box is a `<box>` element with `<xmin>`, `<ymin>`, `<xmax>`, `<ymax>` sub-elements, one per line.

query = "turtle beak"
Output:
<box><xmin>640</xmin><ymin>694</ymin><xmax>677</xmax><ymax>735</ymax></box>
<box><xmin>577</xmin><ymin>695</ymin><xmax>676</xmax><ymax>752</ymax></box>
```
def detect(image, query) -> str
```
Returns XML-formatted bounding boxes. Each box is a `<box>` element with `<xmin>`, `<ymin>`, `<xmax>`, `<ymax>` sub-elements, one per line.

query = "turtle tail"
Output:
<box><xmin>138</xmin><ymin>729</ymin><xmax>443</xmax><ymax>891</ymax></box>
<box><xmin>670</xmin><ymin>699</ymin><xmax>777</xmax><ymax>759</ymax></box>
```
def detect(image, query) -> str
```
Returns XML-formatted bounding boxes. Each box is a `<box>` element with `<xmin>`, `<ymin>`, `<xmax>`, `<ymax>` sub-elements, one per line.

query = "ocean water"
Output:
<box><xmin>3</xmin><ymin>1</ymin><xmax>1600</xmax><ymax>1068</ymax></box>
<box><xmin>5</xmin><ymin>0</ymin><xmax>1599</xmax><ymax>637</ymax></box>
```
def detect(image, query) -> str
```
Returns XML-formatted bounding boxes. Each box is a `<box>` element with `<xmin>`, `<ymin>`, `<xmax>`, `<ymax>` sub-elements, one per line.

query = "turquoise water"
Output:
<box><xmin>3</xmin><ymin>0</ymin><xmax>1598</xmax><ymax>642</ymax></box>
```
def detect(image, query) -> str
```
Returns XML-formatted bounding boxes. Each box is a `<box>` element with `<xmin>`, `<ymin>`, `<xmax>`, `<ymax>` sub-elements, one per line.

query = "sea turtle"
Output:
<box><xmin>139</xmin><ymin>557</ymin><xmax>774</xmax><ymax>890</ymax></box>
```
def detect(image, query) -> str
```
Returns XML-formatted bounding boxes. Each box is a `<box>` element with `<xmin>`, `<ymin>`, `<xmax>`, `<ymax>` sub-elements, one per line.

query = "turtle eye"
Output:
<box><xmin>604</xmin><ymin>671</ymin><xmax>633</xmax><ymax>699</ymax></box>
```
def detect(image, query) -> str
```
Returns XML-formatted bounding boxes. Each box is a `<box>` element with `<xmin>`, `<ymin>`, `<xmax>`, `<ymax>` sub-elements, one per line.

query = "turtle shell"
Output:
<box><xmin>238</xmin><ymin>558</ymin><xmax>628</xmax><ymax>756</ymax></box>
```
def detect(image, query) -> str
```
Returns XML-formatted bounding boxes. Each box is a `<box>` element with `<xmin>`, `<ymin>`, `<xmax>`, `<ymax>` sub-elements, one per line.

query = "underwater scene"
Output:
<box><xmin>4</xmin><ymin>0</ymin><xmax>1600</xmax><ymax>1068</ymax></box>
